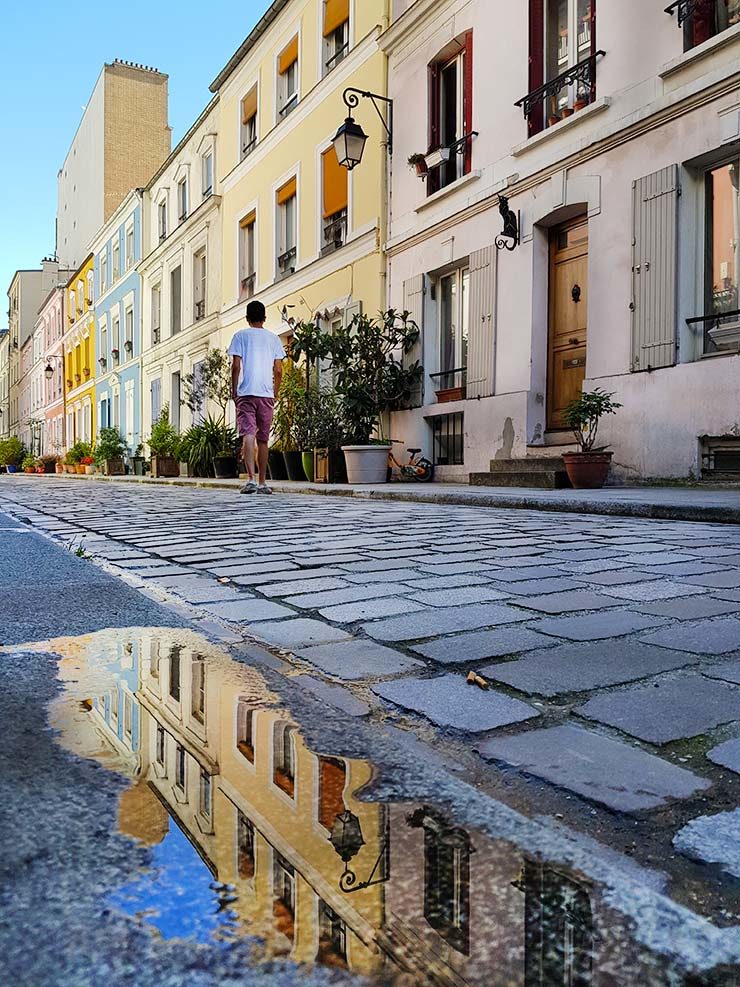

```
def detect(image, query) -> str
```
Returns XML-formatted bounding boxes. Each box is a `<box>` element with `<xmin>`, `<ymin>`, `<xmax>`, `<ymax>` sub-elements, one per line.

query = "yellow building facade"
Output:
<box><xmin>211</xmin><ymin>0</ymin><xmax>391</xmax><ymax>348</ymax></box>
<box><xmin>63</xmin><ymin>254</ymin><xmax>96</xmax><ymax>448</ymax></box>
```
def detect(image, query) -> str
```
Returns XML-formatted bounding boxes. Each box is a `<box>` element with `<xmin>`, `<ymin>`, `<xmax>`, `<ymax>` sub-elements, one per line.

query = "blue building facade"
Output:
<box><xmin>93</xmin><ymin>189</ymin><xmax>144</xmax><ymax>455</ymax></box>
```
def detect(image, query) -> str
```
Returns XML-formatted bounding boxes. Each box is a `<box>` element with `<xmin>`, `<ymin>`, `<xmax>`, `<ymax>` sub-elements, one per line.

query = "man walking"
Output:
<box><xmin>228</xmin><ymin>300</ymin><xmax>285</xmax><ymax>494</ymax></box>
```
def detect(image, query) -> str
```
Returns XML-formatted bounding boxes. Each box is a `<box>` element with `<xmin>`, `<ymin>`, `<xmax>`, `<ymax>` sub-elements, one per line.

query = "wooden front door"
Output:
<box><xmin>547</xmin><ymin>218</ymin><xmax>589</xmax><ymax>430</ymax></box>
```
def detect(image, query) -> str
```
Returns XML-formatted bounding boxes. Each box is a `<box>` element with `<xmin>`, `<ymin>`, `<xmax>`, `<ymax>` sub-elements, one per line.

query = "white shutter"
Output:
<box><xmin>402</xmin><ymin>275</ymin><xmax>425</xmax><ymax>408</ymax></box>
<box><xmin>467</xmin><ymin>246</ymin><xmax>496</xmax><ymax>399</ymax></box>
<box><xmin>631</xmin><ymin>166</ymin><xmax>679</xmax><ymax>372</ymax></box>
<box><xmin>343</xmin><ymin>300</ymin><xmax>362</xmax><ymax>328</ymax></box>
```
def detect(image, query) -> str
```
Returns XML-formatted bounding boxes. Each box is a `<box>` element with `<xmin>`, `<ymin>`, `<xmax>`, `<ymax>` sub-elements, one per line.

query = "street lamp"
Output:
<box><xmin>44</xmin><ymin>354</ymin><xmax>63</xmax><ymax>380</ymax></box>
<box><xmin>332</xmin><ymin>88</ymin><xmax>393</xmax><ymax>171</ymax></box>
<box><xmin>328</xmin><ymin>809</ymin><xmax>388</xmax><ymax>894</ymax></box>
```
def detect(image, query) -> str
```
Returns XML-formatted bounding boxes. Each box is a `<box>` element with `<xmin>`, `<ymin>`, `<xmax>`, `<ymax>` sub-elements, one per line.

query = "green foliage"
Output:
<box><xmin>94</xmin><ymin>428</ymin><xmax>127</xmax><ymax>465</ymax></box>
<box><xmin>21</xmin><ymin>454</ymin><xmax>38</xmax><ymax>470</ymax></box>
<box><xmin>148</xmin><ymin>404</ymin><xmax>180</xmax><ymax>457</ymax></box>
<box><xmin>563</xmin><ymin>389</ymin><xmax>622</xmax><ymax>452</ymax></box>
<box><xmin>179</xmin><ymin>417</ymin><xmax>239</xmax><ymax>477</ymax></box>
<box><xmin>182</xmin><ymin>349</ymin><xmax>232</xmax><ymax>427</ymax></box>
<box><xmin>0</xmin><ymin>436</ymin><xmax>25</xmax><ymax>467</ymax></box>
<box><xmin>65</xmin><ymin>440</ymin><xmax>93</xmax><ymax>465</ymax></box>
<box><xmin>272</xmin><ymin>358</ymin><xmax>305</xmax><ymax>452</ymax></box>
<box><xmin>293</xmin><ymin>388</ymin><xmax>347</xmax><ymax>451</ymax></box>
<box><xmin>292</xmin><ymin>310</ymin><xmax>422</xmax><ymax>445</ymax></box>
<box><xmin>40</xmin><ymin>454</ymin><xmax>59</xmax><ymax>469</ymax></box>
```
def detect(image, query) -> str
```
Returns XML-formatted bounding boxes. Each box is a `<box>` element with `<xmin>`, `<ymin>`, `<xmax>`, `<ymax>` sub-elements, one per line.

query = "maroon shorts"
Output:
<box><xmin>235</xmin><ymin>396</ymin><xmax>274</xmax><ymax>443</ymax></box>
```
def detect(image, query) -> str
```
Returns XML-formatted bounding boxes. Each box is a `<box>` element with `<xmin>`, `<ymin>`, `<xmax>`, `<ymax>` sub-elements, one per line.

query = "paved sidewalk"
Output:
<box><xmin>20</xmin><ymin>470</ymin><xmax>740</xmax><ymax>523</ymax></box>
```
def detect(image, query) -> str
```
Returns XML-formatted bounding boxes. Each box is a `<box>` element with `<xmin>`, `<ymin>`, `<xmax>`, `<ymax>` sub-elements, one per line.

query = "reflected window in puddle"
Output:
<box><xmin>175</xmin><ymin>743</ymin><xmax>187</xmax><ymax>793</ymax></box>
<box><xmin>524</xmin><ymin>862</ymin><xmax>593</xmax><ymax>987</ymax></box>
<box><xmin>168</xmin><ymin>645</ymin><xmax>182</xmax><ymax>703</ymax></box>
<box><xmin>273</xmin><ymin>852</ymin><xmax>296</xmax><ymax>943</ymax></box>
<box><xmin>318</xmin><ymin>756</ymin><xmax>347</xmax><ymax>832</ymax></box>
<box><xmin>237</xmin><ymin>811</ymin><xmax>256</xmax><ymax>881</ymax></box>
<box><xmin>236</xmin><ymin>699</ymin><xmax>255</xmax><ymax>763</ymax></box>
<box><xmin>191</xmin><ymin>659</ymin><xmax>206</xmax><ymax>724</ymax></box>
<box><xmin>155</xmin><ymin>724</ymin><xmax>166</xmax><ymax>767</ymax></box>
<box><xmin>273</xmin><ymin>721</ymin><xmax>296</xmax><ymax>798</ymax></box>
<box><xmin>318</xmin><ymin>899</ymin><xmax>348</xmax><ymax>969</ymax></box>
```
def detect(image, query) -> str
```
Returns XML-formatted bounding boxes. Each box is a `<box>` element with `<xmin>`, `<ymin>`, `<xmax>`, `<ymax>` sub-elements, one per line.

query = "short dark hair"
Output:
<box><xmin>246</xmin><ymin>300</ymin><xmax>266</xmax><ymax>323</ymax></box>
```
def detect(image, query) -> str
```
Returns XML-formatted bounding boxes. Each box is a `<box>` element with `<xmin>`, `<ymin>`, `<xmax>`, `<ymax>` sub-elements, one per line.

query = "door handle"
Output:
<box><xmin>569</xmin><ymin>338</ymin><xmax>580</xmax><ymax>345</ymax></box>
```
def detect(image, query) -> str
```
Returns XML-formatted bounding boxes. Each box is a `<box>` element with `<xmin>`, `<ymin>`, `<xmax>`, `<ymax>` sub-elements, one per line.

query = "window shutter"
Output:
<box><xmin>323</xmin><ymin>0</ymin><xmax>349</xmax><ymax>37</ymax></box>
<box><xmin>463</xmin><ymin>31</ymin><xmax>474</xmax><ymax>174</ymax></box>
<box><xmin>467</xmin><ymin>247</ymin><xmax>496</xmax><ymax>399</ymax></box>
<box><xmin>403</xmin><ymin>275</ymin><xmax>425</xmax><ymax>408</ymax></box>
<box><xmin>528</xmin><ymin>0</ymin><xmax>545</xmax><ymax>137</ymax></box>
<box><xmin>631</xmin><ymin>165</ymin><xmax>679</xmax><ymax>372</ymax></box>
<box><xmin>322</xmin><ymin>147</ymin><xmax>348</xmax><ymax>219</ymax></box>
<box><xmin>342</xmin><ymin>300</ymin><xmax>362</xmax><ymax>330</ymax></box>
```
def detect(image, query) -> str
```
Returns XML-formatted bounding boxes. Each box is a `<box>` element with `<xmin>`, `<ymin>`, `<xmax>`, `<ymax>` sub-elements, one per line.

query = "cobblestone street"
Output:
<box><xmin>2</xmin><ymin>476</ymin><xmax>740</xmax><ymax>984</ymax></box>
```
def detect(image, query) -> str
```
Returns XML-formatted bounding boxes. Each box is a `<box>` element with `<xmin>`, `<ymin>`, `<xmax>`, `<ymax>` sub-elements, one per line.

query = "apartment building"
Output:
<box><xmin>63</xmin><ymin>255</ymin><xmax>96</xmax><ymax>447</ymax></box>
<box><xmin>93</xmin><ymin>189</ymin><xmax>144</xmax><ymax>452</ymax></box>
<box><xmin>384</xmin><ymin>0</ymin><xmax>740</xmax><ymax>481</ymax></box>
<box><xmin>211</xmin><ymin>0</ymin><xmax>390</xmax><ymax>354</ymax></box>
<box><xmin>0</xmin><ymin>330</ymin><xmax>8</xmax><ymax>441</ymax></box>
<box><xmin>139</xmin><ymin>98</ymin><xmax>222</xmax><ymax>439</ymax></box>
<box><xmin>37</xmin><ymin>283</ymin><xmax>68</xmax><ymax>456</ymax></box>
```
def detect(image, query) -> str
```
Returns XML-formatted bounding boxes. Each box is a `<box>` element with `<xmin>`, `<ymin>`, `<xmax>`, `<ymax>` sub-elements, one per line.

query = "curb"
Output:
<box><xmin>6</xmin><ymin>471</ymin><xmax>740</xmax><ymax>525</ymax></box>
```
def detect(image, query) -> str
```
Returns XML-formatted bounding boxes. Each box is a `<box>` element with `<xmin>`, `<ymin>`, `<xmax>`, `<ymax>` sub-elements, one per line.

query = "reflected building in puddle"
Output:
<box><xmin>43</xmin><ymin>628</ymin><xmax>714</xmax><ymax>986</ymax></box>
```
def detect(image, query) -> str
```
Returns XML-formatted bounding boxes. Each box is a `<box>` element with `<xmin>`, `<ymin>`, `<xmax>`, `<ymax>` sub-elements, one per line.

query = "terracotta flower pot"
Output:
<box><xmin>562</xmin><ymin>451</ymin><xmax>613</xmax><ymax>489</ymax></box>
<box><xmin>561</xmin><ymin>107</ymin><xmax>574</xmax><ymax>118</ymax></box>
<box><xmin>574</xmin><ymin>99</ymin><xmax>589</xmax><ymax>112</ymax></box>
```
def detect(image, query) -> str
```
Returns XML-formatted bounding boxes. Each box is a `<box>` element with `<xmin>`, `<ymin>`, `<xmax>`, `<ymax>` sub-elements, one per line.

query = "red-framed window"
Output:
<box><xmin>427</xmin><ymin>31</ymin><xmax>473</xmax><ymax>195</ymax></box>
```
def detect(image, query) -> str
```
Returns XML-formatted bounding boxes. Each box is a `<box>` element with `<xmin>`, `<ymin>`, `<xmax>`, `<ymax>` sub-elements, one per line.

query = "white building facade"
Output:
<box><xmin>384</xmin><ymin>0</ymin><xmax>740</xmax><ymax>482</ymax></box>
<box><xmin>139</xmin><ymin>97</ymin><xmax>222</xmax><ymax>441</ymax></box>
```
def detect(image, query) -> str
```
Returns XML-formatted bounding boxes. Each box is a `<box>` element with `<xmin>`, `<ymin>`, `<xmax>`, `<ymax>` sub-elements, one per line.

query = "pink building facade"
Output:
<box><xmin>37</xmin><ymin>285</ymin><xmax>67</xmax><ymax>454</ymax></box>
<box><xmin>385</xmin><ymin>0</ymin><xmax>740</xmax><ymax>482</ymax></box>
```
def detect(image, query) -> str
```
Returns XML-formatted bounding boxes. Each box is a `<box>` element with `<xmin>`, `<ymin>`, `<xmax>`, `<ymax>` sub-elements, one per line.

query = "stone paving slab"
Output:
<box><xmin>599</xmin><ymin>580</ymin><xmax>707</xmax><ymax>602</ymax></box>
<box><xmin>249</xmin><ymin>618</ymin><xmax>354</xmax><ymax>649</ymax></box>
<box><xmin>477</xmin><ymin>724</ymin><xmax>711</xmax><ymax>812</ymax></box>
<box><xmin>702</xmin><ymin>657</ymin><xmax>740</xmax><ymax>685</ymax></box>
<box><xmin>632</xmin><ymin>597</ymin><xmax>740</xmax><ymax>621</ymax></box>
<box><xmin>363</xmin><ymin>603</ymin><xmax>531</xmax><ymax>642</ymax></box>
<box><xmin>372</xmin><ymin>674</ymin><xmax>539</xmax><ymax>732</ymax></box>
<box><xmin>531</xmin><ymin>610</ymin><xmax>670</xmax><ymax>641</ymax></box>
<box><xmin>584</xmin><ymin>569</ymin><xmax>656</xmax><ymax>585</ymax></box>
<box><xmin>716</xmin><ymin>588</ymin><xmax>740</xmax><ymax>602</ymax></box>
<box><xmin>673</xmin><ymin>809</ymin><xmax>740</xmax><ymax>878</ymax></box>
<box><xmin>259</xmin><ymin>577</ymin><xmax>350</xmax><ymax>597</ymax></box>
<box><xmin>514</xmin><ymin>590</ymin><xmax>621</xmax><ymax>614</ymax></box>
<box><xmin>489</xmin><ymin>576</ymin><xmax>585</xmax><ymax>596</ymax></box>
<box><xmin>319</xmin><ymin>597</ymin><xmax>426</xmax><ymax>624</ymax></box>
<box><xmin>167</xmin><ymin>582</ymin><xmax>248</xmax><ymax>604</ymax></box>
<box><xmin>481</xmin><ymin>641</ymin><xmax>697</xmax><ymax>697</ymax></box>
<box><xmin>285</xmin><ymin>582</ymin><xmax>413</xmax><ymax>610</ymax></box>
<box><xmin>399</xmin><ymin>573</ymin><xmax>494</xmax><ymax>591</ymax></box>
<box><xmin>201</xmin><ymin>599</ymin><xmax>295</xmax><ymax>623</ymax></box>
<box><xmin>577</xmin><ymin>673</ymin><xmax>740</xmax><ymax>743</ymax></box>
<box><xmin>293</xmin><ymin>639</ymin><xmax>425</xmax><ymax>679</ymax></box>
<box><xmin>406</xmin><ymin>587</ymin><xmax>509</xmax><ymax>608</ymax></box>
<box><xmin>641</xmin><ymin>616</ymin><xmax>740</xmax><ymax>655</ymax></box>
<box><xmin>411</xmin><ymin>626</ymin><xmax>559</xmax><ymax>664</ymax></box>
<box><xmin>681</xmin><ymin>571</ymin><xmax>740</xmax><ymax>589</ymax></box>
<box><xmin>707</xmin><ymin>736</ymin><xmax>740</xmax><ymax>773</ymax></box>
<box><xmin>293</xmin><ymin>676</ymin><xmax>370</xmax><ymax>717</ymax></box>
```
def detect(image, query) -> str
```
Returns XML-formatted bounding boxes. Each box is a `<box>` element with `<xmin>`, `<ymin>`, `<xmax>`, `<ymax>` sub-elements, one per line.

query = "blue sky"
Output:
<box><xmin>0</xmin><ymin>0</ymin><xmax>272</xmax><ymax>316</ymax></box>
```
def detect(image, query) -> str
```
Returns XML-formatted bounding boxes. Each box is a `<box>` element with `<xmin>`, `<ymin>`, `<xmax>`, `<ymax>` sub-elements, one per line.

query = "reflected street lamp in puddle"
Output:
<box><xmin>329</xmin><ymin>810</ymin><xmax>387</xmax><ymax>894</ymax></box>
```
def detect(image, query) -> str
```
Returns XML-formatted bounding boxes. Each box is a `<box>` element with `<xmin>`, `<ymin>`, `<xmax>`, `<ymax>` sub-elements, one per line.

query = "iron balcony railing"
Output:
<box><xmin>665</xmin><ymin>0</ymin><xmax>701</xmax><ymax>26</ymax></box>
<box><xmin>430</xmin><ymin>367</ymin><xmax>467</xmax><ymax>401</ymax></box>
<box><xmin>325</xmin><ymin>42</ymin><xmax>349</xmax><ymax>71</ymax></box>
<box><xmin>240</xmin><ymin>272</ymin><xmax>256</xmax><ymax>299</ymax></box>
<box><xmin>322</xmin><ymin>210</ymin><xmax>347</xmax><ymax>254</ymax></box>
<box><xmin>279</xmin><ymin>94</ymin><xmax>298</xmax><ymax>119</ymax></box>
<box><xmin>194</xmin><ymin>300</ymin><xmax>206</xmax><ymax>321</ymax></box>
<box><xmin>277</xmin><ymin>246</ymin><xmax>297</xmax><ymax>276</ymax></box>
<box><xmin>515</xmin><ymin>51</ymin><xmax>606</xmax><ymax>121</ymax></box>
<box><xmin>242</xmin><ymin>138</ymin><xmax>257</xmax><ymax>158</ymax></box>
<box><xmin>686</xmin><ymin>307</ymin><xmax>740</xmax><ymax>355</ymax></box>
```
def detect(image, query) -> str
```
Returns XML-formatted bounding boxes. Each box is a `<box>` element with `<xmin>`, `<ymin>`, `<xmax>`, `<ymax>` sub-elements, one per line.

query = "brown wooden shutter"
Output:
<box><xmin>278</xmin><ymin>36</ymin><xmax>298</xmax><ymax>74</ymax></box>
<box><xmin>528</xmin><ymin>0</ymin><xmax>545</xmax><ymax>137</ymax></box>
<box><xmin>631</xmin><ymin>166</ymin><xmax>679</xmax><ymax>372</ymax></box>
<box><xmin>322</xmin><ymin>147</ymin><xmax>347</xmax><ymax>219</ymax></box>
<box><xmin>463</xmin><ymin>31</ymin><xmax>474</xmax><ymax>174</ymax></box>
<box><xmin>277</xmin><ymin>176</ymin><xmax>297</xmax><ymax>205</ymax></box>
<box><xmin>323</xmin><ymin>0</ymin><xmax>349</xmax><ymax>37</ymax></box>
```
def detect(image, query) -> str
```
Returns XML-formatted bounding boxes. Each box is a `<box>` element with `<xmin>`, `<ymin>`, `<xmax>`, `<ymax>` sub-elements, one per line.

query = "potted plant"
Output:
<box><xmin>562</xmin><ymin>388</ymin><xmax>622</xmax><ymax>489</ymax></box>
<box><xmin>267</xmin><ymin>441</ymin><xmax>289</xmax><ymax>481</ymax></box>
<box><xmin>179</xmin><ymin>417</ymin><xmax>239</xmax><ymax>479</ymax></box>
<box><xmin>0</xmin><ymin>437</ymin><xmax>25</xmax><ymax>474</ymax></box>
<box><xmin>130</xmin><ymin>443</ymin><xmax>146</xmax><ymax>477</ymax></box>
<box><xmin>313</xmin><ymin>390</ymin><xmax>349</xmax><ymax>484</ymax></box>
<box><xmin>94</xmin><ymin>428</ymin><xmax>127</xmax><ymax>476</ymax></box>
<box><xmin>182</xmin><ymin>349</ymin><xmax>240</xmax><ymax>478</ymax></box>
<box><xmin>22</xmin><ymin>454</ymin><xmax>37</xmax><ymax>474</ymax></box>
<box><xmin>573</xmin><ymin>96</ymin><xmax>589</xmax><ymax>112</ymax></box>
<box><xmin>66</xmin><ymin>440</ymin><xmax>93</xmax><ymax>474</ymax></box>
<box><xmin>148</xmin><ymin>405</ymin><xmax>181</xmax><ymax>478</ymax></box>
<box><xmin>81</xmin><ymin>455</ymin><xmax>96</xmax><ymax>475</ymax></box>
<box><xmin>40</xmin><ymin>454</ymin><xmax>59</xmax><ymax>475</ymax></box>
<box><xmin>272</xmin><ymin>357</ymin><xmax>306</xmax><ymax>481</ymax></box>
<box><xmin>294</xmin><ymin>310</ymin><xmax>422</xmax><ymax>484</ymax></box>
<box><xmin>408</xmin><ymin>152</ymin><xmax>428</xmax><ymax>177</ymax></box>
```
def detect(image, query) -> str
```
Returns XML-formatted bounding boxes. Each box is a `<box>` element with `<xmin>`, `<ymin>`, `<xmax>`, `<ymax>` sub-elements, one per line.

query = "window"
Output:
<box><xmin>86</xmin><ymin>271</ymin><xmax>94</xmax><ymax>305</ymax></box>
<box><xmin>236</xmin><ymin>700</ymin><xmax>255</xmax><ymax>762</ymax></box>
<box><xmin>237</xmin><ymin>812</ymin><xmax>256</xmax><ymax>880</ymax></box>
<box><xmin>321</xmin><ymin>148</ymin><xmax>347</xmax><ymax>254</ymax></box>
<box><xmin>112</xmin><ymin>240</ymin><xmax>120</xmax><ymax>281</ymax></box>
<box><xmin>194</xmin><ymin>250</ymin><xmax>207</xmax><ymax>321</ymax></box>
<box><xmin>123</xmin><ymin>694</ymin><xmax>133</xmax><ymax>739</ymax></box>
<box><xmin>277</xmin><ymin>178</ymin><xmax>297</xmax><ymax>278</ymax></box>
<box><xmin>112</xmin><ymin>316</ymin><xmax>120</xmax><ymax>365</ymax></box>
<box><xmin>273</xmin><ymin>853</ymin><xmax>295</xmax><ymax>942</ymax></box>
<box><xmin>100</xmin><ymin>253</ymin><xmax>108</xmax><ymax>293</ymax></box>
<box><xmin>419</xmin><ymin>812</ymin><xmax>471</xmax><ymax>955</ymax></box>
<box><xmin>323</xmin><ymin>0</ymin><xmax>349</xmax><ymax>73</ymax></box>
<box><xmin>125</xmin><ymin>226</ymin><xmax>134</xmax><ymax>270</ymax></box>
<box><xmin>100</xmin><ymin>322</ymin><xmax>108</xmax><ymax>369</ymax></box>
<box><xmin>200</xmin><ymin>771</ymin><xmax>212</xmax><ymax>819</ymax></box>
<box><xmin>168</xmin><ymin>644</ymin><xmax>181</xmax><ymax>701</ymax></box>
<box><xmin>701</xmin><ymin>160</ymin><xmax>740</xmax><ymax>354</ymax></box>
<box><xmin>175</xmin><ymin>743</ymin><xmax>187</xmax><ymax>791</ymax></box>
<box><xmin>428</xmin><ymin>33</ymin><xmax>473</xmax><ymax>193</ymax></box>
<box><xmin>156</xmin><ymin>724</ymin><xmax>166</xmax><ymax>765</ymax></box>
<box><xmin>158</xmin><ymin>199</ymin><xmax>167</xmax><ymax>241</ymax></box>
<box><xmin>171</xmin><ymin>371</ymin><xmax>181</xmax><ymax>432</ymax></box>
<box><xmin>273</xmin><ymin>721</ymin><xmax>295</xmax><ymax>797</ymax></box>
<box><xmin>77</xmin><ymin>281</ymin><xmax>84</xmax><ymax>314</ymax></box>
<box><xmin>151</xmin><ymin>284</ymin><xmax>162</xmax><ymax>343</ymax></box>
<box><xmin>318</xmin><ymin>901</ymin><xmax>347</xmax><ymax>967</ymax></box>
<box><xmin>679</xmin><ymin>0</ymin><xmax>740</xmax><ymax>51</ymax></box>
<box><xmin>177</xmin><ymin>178</ymin><xmax>188</xmax><ymax>222</ymax></box>
<box><xmin>239</xmin><ymin>212</ymin><xmax>257</xmax><ymax>299</ymax></box>
<box><xmin>432</xmin><ymin>412</ymin><xmax>464</xmax><ymax>466</ymax></box>
<box><xmin>124</xmin><ymin>307</ymin><xmax>133</xmax><ymax>354</ymax></box>
<box><xmin>439</xmin><ymin>267</ymin><xmax>470</xmax><ymax>378</ymax></box>
<box><xmin>171</xmin><ymin>265</ymin><xmax>182</xmax><ymax>335</ymax></box>
<box><xmin>240</xmin><ymin>86</ymin><xmax>258</xmax><ymax>159</ymax></box>
<box><xmin>277</xmin><ymin>37</ymin><xmax>299</xmax><ymax>118</ymax></box>
<box><xmin>69</xmin><ymin>290</ymin><xmax>76</xmax><ymax>321</ymax></box>
<box><xmin>202</xmin><ymin>151</ymin><xmax>214</xmax><ymax>197</ymax></box>
<box><xmin>110</xmin><ymin>688</ymin><xmax>119</xmax><ymax>723</ymax></box>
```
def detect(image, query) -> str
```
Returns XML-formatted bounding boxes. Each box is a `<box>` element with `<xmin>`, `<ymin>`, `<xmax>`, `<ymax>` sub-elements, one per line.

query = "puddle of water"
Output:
<box><xmin>21</xmin><ymin>628</ymin><xmax>740</xmax><ymax>986</ymax></box>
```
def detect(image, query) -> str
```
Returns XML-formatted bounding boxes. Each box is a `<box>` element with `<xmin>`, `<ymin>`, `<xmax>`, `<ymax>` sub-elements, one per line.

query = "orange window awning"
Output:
<box><xmin>239</xmin><ymin>209</ymin><xmax>256</xmax><ymax>229</ymax></box>
<box><xmin>278</xmin><ymin>36</ymin><xmax>298</xmax><ymax>75</ymax></box>
<box><xmin>241</xmin><ymin>85</ymin><xmax>257</xmax><ymax>124</ymax></box>
<box><xmin>322</xmin><ymin>147</ymin><xmax>348</xmax><ymax>219</ymax></box>
<box><xmin>277</xmin><ymin>176</ymin><xmax>297</xmax><ymax>205</ymax></box>
<box><xmin>323</xmin><ymin>0</ymin><xmax>349</xmax><ymax>37</ymax></box>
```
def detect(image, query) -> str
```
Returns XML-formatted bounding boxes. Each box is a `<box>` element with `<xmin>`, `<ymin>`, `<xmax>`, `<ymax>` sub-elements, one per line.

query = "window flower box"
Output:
<box><xmin>424</xmin><ymin>146</ymin><xmax>451</xmax><ymax>170</ymax></box>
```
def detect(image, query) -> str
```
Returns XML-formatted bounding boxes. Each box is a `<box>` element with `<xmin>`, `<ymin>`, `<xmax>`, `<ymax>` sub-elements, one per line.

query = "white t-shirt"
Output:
<box><xmin>228</xmin><ymin>327</ymin><xmax>285</xmax><ymax>398</ymax></box>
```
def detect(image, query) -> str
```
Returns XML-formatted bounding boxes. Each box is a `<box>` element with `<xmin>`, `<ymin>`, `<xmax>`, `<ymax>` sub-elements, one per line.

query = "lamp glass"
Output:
<box><xmin>332</xmin><ymin>116</ymin><xmax>368</xmax><ymax>171</ymax></box>
<box><xmin>44</xmin><ymin>364</ymin><xmax>54</xmax><ymax>380</ymax></box>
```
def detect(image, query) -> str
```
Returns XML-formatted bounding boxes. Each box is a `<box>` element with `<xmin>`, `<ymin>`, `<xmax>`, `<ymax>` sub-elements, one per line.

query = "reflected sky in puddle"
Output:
<box><xmin>30</xmin><ymin>627</ymin><xmax>740</xmax><ymax>986</ymax></box>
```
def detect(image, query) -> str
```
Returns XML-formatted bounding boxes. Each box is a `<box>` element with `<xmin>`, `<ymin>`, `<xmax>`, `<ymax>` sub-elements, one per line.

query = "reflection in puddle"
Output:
<box><xmin>36</xmin><ymin>628</ymin><xmax>737</xmax><ymax>985</ymax></box>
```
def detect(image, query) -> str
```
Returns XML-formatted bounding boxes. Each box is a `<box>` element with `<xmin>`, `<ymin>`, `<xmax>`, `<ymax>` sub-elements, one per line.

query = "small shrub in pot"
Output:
<box><xmin>562</xmin><ymin>389</ymin><xmax>622</xmax><ymax>489</ymax></box>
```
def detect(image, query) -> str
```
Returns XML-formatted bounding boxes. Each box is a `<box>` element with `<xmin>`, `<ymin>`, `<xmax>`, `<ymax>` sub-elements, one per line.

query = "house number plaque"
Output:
<box><xmin>564</xmin><ymin>357</ymin><xmax>587</xmax><ymax>369</ymax></box>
